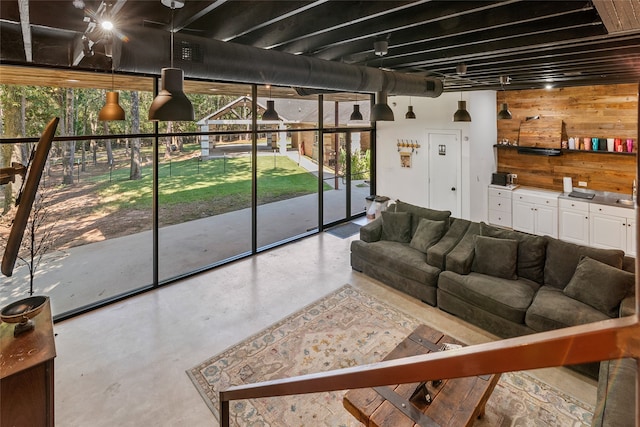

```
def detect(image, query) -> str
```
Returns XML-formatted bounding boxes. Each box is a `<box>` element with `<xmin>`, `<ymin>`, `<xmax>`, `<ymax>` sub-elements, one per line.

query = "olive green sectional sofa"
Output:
<box><xmin>350</xmin><ymin>200</ymin><xmax>636</xmax><ymax>426</ymax></box>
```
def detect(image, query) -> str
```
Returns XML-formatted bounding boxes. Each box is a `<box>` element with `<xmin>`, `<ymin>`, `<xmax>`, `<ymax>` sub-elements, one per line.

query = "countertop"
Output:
<box><xmin>489</xmin><ymin>184</ymin><xmax>635</xmax><ymax>209</ymax></box>
<box><xmin>558</xmin><ymin>188</ymin><xmax>635</xmax><ymax>209</ymax></box>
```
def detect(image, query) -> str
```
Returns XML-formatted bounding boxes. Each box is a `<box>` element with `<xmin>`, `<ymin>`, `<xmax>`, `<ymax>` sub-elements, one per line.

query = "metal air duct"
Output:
<box><xmin>115</xmin><ymin>27</ymin><xmax>443</xmax><ymax>97</ymax></box>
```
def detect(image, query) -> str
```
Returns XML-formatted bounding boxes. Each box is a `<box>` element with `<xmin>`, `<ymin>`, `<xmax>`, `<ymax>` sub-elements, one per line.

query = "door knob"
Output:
<box><xmin>451</xmin><ymin>187</ymin><xmax>456</xmax><ymax>191</ymax></box>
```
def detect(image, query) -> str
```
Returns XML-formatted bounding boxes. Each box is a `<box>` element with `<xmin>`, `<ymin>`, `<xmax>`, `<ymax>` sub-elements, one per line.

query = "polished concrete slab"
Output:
<box><xmin>53</xmin><ymin>232</ymin><xmax>596</xmax><ymax>426</ymax></box>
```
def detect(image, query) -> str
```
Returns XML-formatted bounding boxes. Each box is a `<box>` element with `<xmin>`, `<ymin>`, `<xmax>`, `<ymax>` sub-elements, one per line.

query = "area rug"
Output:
<box><xmin>326</xmin><ymin>222</ymin><xmax>361</xmax><ymax>239</ymax></box>
<box><xmin>187</xmin><ymin>284</ymin><xmax>594</xmax><ymax>426</ymax></box>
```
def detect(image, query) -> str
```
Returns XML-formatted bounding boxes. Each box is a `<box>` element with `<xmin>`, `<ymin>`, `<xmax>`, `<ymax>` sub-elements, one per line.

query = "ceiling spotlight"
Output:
<box><xmin>101</xmin><ymin>20</ymin><xmax>114</xmax><ymax>31</ymax></box>
<box><xmin>456</xmin><ymin>63</ymin><xmax>467</xmax><ymax>75</ymax></box>
<box><xmin>374</xmin><ymin>40</ymin><xmax>388</xmax><ymax>57</ymax></box>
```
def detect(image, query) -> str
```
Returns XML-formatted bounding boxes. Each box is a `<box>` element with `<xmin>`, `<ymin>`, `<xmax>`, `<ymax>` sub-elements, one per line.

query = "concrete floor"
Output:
<box><xmin>53</xmin><ymin>231</ymin><xmax>597</xmax><ymax>427</ymax></box>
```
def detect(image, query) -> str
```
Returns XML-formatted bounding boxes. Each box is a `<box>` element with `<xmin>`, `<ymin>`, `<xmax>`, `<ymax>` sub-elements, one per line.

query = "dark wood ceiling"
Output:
<box><xmin>1</xmin><ymin>0</ymin><xmax>639</xmax><ymax>92</ymax></box>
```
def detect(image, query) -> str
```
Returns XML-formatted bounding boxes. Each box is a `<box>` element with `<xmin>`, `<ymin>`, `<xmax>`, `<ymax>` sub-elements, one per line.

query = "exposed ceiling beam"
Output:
<box><xmin>593</xmin><ymin>0</ymin><xmax>640</xmax><ymax>34</ymax></box>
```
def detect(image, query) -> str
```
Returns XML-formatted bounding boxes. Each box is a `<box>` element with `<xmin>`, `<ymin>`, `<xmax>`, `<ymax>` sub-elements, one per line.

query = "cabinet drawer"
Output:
<box><xmin>559</xmin><ymin>198</ymin><xmax>589</xmax><ymax>212</ymax></box>
<box><xmin>488</xmin><ymin>188</ymin><xmax>513</xmax><ymax>199</ymax></box>
<box><xmin>513</xmin><ymin>191</ymin><xmax>558</xmax><ymax>207</ymax></box>
<box><xmin>489</xmin><ymin>210</ymin><xmax>512</xmax><ymax>227</ymax></box>
<box><xmin>488</xmin><ymin>196</ymin><xmax>511</xmax><ymax>213</ymax></box>
<box><xmin>589</xmin><ymin>203</ymin><xmax>632</xmax><ymax>218</ymax></box>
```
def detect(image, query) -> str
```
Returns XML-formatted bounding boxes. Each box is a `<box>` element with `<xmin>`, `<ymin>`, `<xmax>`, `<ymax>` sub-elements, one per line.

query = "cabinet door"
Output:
<box><xmin>535</xmin><ymin>205</ymin><xmax>558</xmax><ymax>237</ymax></box>
<box><xmin>512</xmin><ymin>200</ymin><xmax>535</xmax><ymax>234</ymax></box>
<box><xmin>559</xmin><ymin>208</ymin><xmax>589</xmax><ymax>244</ymax></box>
<box><xmin>590</xmin><ymin>213</ymin><xmax>626</xmax><ymax>251</ymax></box>
<box><xmin>626</xmin><ymin>217</ymin><xmax>636</xmax><ymax>257</ymax></box>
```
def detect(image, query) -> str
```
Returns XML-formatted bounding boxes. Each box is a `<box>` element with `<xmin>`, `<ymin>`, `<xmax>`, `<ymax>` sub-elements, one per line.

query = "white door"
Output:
<box><xmin>626</xmin><ymin>217</ymin><xmax>636</xmax><ymax>256</ymax></box>
<box><xmin>428</xmin><ymin>131</ymin><xmax>461</xmax><ymax>217</ymax></box>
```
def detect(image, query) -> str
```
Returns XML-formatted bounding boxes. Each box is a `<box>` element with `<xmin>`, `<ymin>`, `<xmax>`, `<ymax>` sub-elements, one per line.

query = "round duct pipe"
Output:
<box><xmin>116</xmin><ymin>27</ymin><xmax>443</xmax><ymax>98</ymax></box>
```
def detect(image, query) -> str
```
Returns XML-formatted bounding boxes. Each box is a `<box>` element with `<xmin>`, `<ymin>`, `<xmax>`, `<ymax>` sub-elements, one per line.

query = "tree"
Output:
<box><xmin>0</xmin><ymin>85</ymin><xmax>22</xmax><ymax>214</ymax></box>
<box><xmin>61</xmin><ymin>88</ymin><xmax>76</xmax><ymax>185</ymax></box>
<box><xmin>129</xmin><ymin>90</ymin><xmax>142</xmax><ymax>180</ymax></box>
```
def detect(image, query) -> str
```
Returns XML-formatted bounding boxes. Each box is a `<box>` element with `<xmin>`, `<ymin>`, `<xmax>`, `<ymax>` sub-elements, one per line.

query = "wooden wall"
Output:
<box><xmin>496</xmin><ymin>83</ymin><xmax>638</xmax><ymax>193</ymax></box>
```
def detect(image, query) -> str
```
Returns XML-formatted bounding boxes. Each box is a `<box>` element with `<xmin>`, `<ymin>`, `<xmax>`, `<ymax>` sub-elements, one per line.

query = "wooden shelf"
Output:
<box><xmin>494</xmin><ymin>144</ymin><xmax>636</xmax><ymax>156</ymax></box>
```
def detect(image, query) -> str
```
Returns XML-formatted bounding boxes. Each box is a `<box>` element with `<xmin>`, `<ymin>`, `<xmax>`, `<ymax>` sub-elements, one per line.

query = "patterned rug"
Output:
<box><xmin>187</xmin><ymin>284</ymin><xmax>594</xmax><ymax>426</ymax></box>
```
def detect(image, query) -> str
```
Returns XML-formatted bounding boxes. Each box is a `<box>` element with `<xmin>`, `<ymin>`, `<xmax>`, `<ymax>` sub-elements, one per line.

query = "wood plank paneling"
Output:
<box><xmin>496</xmin><ymin>146</ymin><xmax>637</xmax><ymax>194</ymax></box>
<box><xmin>496</xmin><ymin>83</ymin><xmax>638</xmax><ymax>194</ymax></box>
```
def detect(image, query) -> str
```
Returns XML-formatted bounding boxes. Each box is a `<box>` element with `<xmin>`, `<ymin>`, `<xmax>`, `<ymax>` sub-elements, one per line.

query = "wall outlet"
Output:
<box><xmin>578</xmin><ymin>181</ymin><xmax>588</xmax><ymax>187</ymax></box>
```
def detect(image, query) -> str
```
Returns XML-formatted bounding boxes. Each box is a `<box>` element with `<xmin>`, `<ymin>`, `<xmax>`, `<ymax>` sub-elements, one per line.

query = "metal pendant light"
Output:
<box><xmin>453</xmin><ymin>93</ymin><xmax>471</xmax><ymax>122</ymax></box>
<box><xmin>99</xmin><ymin>63</ymin><xmax>125</xmax><ymax>121</ymax></box>
<box><xmin>497</xmin><ymin>76</ymin><xmax>512</xmax><ymax>120</ymax></box>
<box><xmin>262</xmin><ymin>86</ymin><xmax>280</xmax><ymax>120</ymax></box>
<box><xmin>405</xmin><ymin>97</ymin><xmax>416</xmax><ymax>119</ymax></box>
<box><xmin>371</xmin><ymin>91</ymin><xmax>394</xmax><ymax>121</ymax></box>
<box><xmin>497</xmin><ymin>103</ymin><xmax>512</xmax><ymax>120</ymax></box>
<box><xmin>148</xmin><ymin>0</ymin><xmax>194</xmax><ymax>121</ymax></box>
<box><xmin>350</xmin><ymin>104</ymin><xmax>363</xmax><ymax>121</ymax></box>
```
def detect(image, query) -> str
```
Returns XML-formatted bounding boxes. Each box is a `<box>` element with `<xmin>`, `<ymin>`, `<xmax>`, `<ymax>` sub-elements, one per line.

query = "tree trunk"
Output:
<box><xmin>103</xmin><ymin>122</ymin><xmax>114</xmax><ymax>166</ymax></box>
<box><xmin>129</xmin><ymin>91</ymin><xmax>142</xmax><ymax>180</ymax></box>
<box><xmin>165</xmin><ymin>121</ymin><xmax>173</xmax><ymax>159</ymax></box>
<box><xmin>61</xmin><ymin>88</ymin><xmax>75</xmax><ymax>184</ymax></box>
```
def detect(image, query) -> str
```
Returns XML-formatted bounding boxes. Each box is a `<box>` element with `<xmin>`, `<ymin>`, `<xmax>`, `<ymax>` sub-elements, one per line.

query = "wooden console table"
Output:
<box><xmin>344</xmin><ymin>324</ymin><xmax>499</xmax><ymax>426</ymax></box>
<box><xmin>1</xmin><ymin>298</ymin><xmax>56</xmax><ymax>426</ymax></box>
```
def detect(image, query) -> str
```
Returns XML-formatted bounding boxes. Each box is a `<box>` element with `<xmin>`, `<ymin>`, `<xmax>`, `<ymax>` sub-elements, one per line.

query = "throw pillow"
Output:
<box><xmin>473</xmin><ymin>235</ymin><xmax>518</xmax><ymax>280</ymax></box>
<box><xmin>410</xmin><ymin>218</ymin><xmax>446</xmax><ymax>253</ymax></box>
<box><xmin>563</xmin><ymin>256</ymin><xmax>635</xmax><ymax>317</ymax></box>
<box><xmin>380</xmin><ymin>211</ymin><xmax>412</xmax><ymax>243</ymax></box>
<box><xmin>480</xmin><ymin>222</ymin><xmax>547</xmax><ymax>284</ymax></box>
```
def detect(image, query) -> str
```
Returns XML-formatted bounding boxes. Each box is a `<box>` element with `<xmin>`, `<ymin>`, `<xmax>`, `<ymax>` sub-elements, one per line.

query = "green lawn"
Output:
<box><xmin>96</xmin><ymin>154</ymin><xmax>328</xmax><ymax>212</ymax></box>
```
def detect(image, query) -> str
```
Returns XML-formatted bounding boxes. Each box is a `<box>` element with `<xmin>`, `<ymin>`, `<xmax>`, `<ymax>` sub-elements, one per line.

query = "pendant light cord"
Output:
<box><xmin>170</xmin><ymin>2</ymin><xmax>175</xmax><ymax>68</ymax></box>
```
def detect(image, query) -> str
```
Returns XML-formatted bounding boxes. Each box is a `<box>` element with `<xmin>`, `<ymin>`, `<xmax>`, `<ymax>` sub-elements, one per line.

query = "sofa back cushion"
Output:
<box><xmin>563</xmin><ymin>256</ymin><xmax>635</xmax><ymax>317</ymax></box>
<box><xmin>480</xmin><ymin>222</ymin><xmax>547</xmax><ymax>284</ymax></box>
<box><xmin>472</xmin><ymin>235</ymin><xmax>518</xmax><ymax>280</ymax></box>
<box><xmin>380</xmin><ymin>211</ymin><xmax>412</xmax><ymax>243</ymax></box>
<box><xmin>544</xmin><ymin>237</ymin><xmax>625</xmax><ymax>289</ymax></box>
<box><xmin>394</xmin><ymin>200</ymin><xmax>451</xmax><ymax>236</ymax></box>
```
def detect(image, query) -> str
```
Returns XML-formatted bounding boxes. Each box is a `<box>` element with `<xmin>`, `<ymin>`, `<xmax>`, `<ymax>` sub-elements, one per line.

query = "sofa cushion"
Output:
<box><xmin>380</xmin><ymin>211</ymin><xmax>411</xmax><ymax>243</ymax></box>
<box><xmin>544</xmin><ymin>237</ymin><xmax>624</xmax><ymax>289</ymax></box>
<box><xmin>563</xmin><ymin>256</ymin><xmax>635</xmax><ymax>317</ymax></box>
<box><xmin>480</xmin><ymin>222</ymin><xmax>547</xmax><ymax>284</ymax></box>
<box><xmin>427</xmin><ymin>218</ymin><xmax>471</xmax><ymax>270</ymax></box>
<box><xmin>445</xmin><ymin>222</ymin><xmax>480</xmax><ymax>275</ymax></box>
<box><xmin>437</xmin><ymin>271</ymin><xmax>537</xmax><ymax>324</ymax></box>
<box><xmin>410</xmin><ymin>218</ymin><xmax>445</xmax><ymax>253</ymax></box>
<box><xmin>394</xmin><ymin>200</ymin><xmax>451</xmax><ymax>236</ymax></box>
<box><xmin>353</xmin><ymin>240</ymin><xmax>440</xmax><ymax>284</ymax></box>
<box><xmin>472</xmin><ymin>235</ymin><xmax>518</xmax><ymax>280</ymax></box>
<box><xmin>525</xmin><ymin>286</ymin><xmax>610</xmax><ymax>332</ymax></box>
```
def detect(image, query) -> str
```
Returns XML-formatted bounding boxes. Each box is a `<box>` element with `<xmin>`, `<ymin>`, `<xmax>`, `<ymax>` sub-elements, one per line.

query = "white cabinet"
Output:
<box><xmin>589</xmin><ymin>203</ymin><xmax>635</xmax><ymax>256</ymax></box>
<box><xmin>512</xmin><ymin>189</ymin><xmax>559</xmax><ymax>237</ymax></box>
<box><xmin>558</xmin><ymin>198</ymin><xmax>590</xmax><ymax>245</ymax></box>
<box><xmin>488</xmin><ymin>186</ymin><xmax>514</xmax><ymax>228</ymax></box>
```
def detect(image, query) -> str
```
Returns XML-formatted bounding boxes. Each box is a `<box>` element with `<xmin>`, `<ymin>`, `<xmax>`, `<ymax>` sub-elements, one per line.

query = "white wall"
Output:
<box><xmin>376</xmin><ymin>91</ymin><xmax>497</xmax><ymax>221</ymax></box>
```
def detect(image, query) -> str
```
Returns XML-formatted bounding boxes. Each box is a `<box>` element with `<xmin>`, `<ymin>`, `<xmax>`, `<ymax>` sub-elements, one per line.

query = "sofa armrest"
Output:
<box><xmin>427</xmin><ymin>218</ymin><xmax>471</xmax><ymax>270</ymax></box>
<box><xmin>592</xmin><ymin>358</ymin><xmax>637</xmax><ymax>427</ymax></box>
<box><xmin>359</xmin><ymin>217</ymin><xmax>383</xmax><ymax>242</ymax></box>
<box><xmin>444</xmin><ymin>222</ymin><xmax>480</xmax><ymax>274</ymax></box>
<box><xmin>619</xmin><ymin>295</ymin><xmax>635</xmax><ymax>317</ymax></box>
